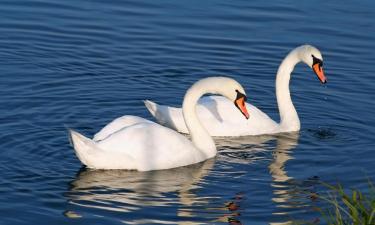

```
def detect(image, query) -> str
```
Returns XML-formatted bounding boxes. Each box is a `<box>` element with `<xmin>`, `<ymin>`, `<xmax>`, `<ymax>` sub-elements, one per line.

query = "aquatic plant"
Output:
<box><xmin>318</xmin><ymin>179</ymin><xmax>375</xmax><ymax>225</ymax></box>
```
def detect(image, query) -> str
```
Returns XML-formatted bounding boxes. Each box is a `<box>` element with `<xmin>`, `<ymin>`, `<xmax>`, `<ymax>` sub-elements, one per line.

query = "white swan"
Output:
<box><xmin>69</xmin><ymin>77</ymin><xmax>249</xmax><ymax>171</ymax></box>
<box><xmin>144</xmin><ymin>45</ymin><xmax>326</xmax><ymax>136</ymax></box>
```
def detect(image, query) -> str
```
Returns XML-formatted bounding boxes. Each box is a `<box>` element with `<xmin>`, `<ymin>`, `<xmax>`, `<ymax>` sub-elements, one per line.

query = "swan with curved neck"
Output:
<box><xmin>145</xmin><ymin>45</ymin><xmax>326</xmax><ymax>136</ymax></box>
<box><xmin>69</xmin><ymin>77</ymin><xmax>249</xmax><ymax>171</ymax></box>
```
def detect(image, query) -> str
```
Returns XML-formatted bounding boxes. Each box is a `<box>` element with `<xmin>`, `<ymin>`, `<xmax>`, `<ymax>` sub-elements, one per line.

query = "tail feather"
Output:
<box><xmin>69</xmin><ymin>129</ymin><xmax>137</xmax><ymax>170</ymax></box>
<box><xmin>143</xmin><ymin>99</ymin><xmax>185</xmax><ymax>132</ymax></box>
<box><xmin>144</xmin><ymin>100</ymin><xmax>158</xmax><ymax>117</ymax></box>
<box><xmin>69</xmin><ymin>129</ymin><xmax>98</xmax><ymax>167</ymax></box>
<box><xmin>143</xmin><ymin>99</ymin><xmax>169</xmax><ymax>126</ymax></box>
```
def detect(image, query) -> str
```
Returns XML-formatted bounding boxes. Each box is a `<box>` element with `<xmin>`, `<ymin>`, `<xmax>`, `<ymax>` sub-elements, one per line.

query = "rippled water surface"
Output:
<box><xmin>1</xmin><ymin>1</ymin><xmax>374</xmax><ymax>224</ymax></box>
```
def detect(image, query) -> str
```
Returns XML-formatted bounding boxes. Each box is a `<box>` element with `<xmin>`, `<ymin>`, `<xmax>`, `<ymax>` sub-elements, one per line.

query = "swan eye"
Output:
<box><xmin>235</xmin><ymin>90</ymin><xmax>246</xmax><ymax>101</ymax></box>
<box><xmin>312</xmin><ymin>54</ymin><xmax>323</xmax><ymax>67</ymax></box>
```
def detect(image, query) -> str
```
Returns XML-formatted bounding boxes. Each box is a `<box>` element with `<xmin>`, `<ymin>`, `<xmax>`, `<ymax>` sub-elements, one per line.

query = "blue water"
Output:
<box><xmin>0</xmin><ymin>0</ymin><xmax>374</xmax><ymax>224</ymax></box>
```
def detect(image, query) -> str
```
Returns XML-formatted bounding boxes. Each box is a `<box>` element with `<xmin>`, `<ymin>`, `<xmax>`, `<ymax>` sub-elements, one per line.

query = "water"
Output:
<box><xmin>0</xmin><ymin>0</ymin><xmax>374</xmax><ymax>224</ymax></box>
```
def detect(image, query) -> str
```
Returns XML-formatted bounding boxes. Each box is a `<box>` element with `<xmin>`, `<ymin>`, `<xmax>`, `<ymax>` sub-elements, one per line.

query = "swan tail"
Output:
<box><xmin>144</xmin><ymin>99</ymin><xmax>171</xmax><ymax>126</ymax></box>
<box><xmin>144</xmin><ymin>99</ymin><xmax>189</xmax><ymax>133</ymax></box>
<box><xmin>144</xmin><ymin>100</ymin><xmax>158</xmax><ymax>118</ymax></box>
<box><xmin>69</xmin><ymin>129</ymin><xmax>98</xmax><ymax>168</ymax></box>
<box><xmin>69</xmin><ymin>129</ymin><xmax>138</xmax><ymax>170</ymax></box>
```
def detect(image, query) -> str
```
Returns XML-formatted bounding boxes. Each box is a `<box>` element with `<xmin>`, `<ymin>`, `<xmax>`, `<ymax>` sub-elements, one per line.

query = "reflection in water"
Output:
<box><xmin>65</xmin><ymin>133</ymin><xmax>321</xmax><ymax>224</ymax></box>
<box><xmin>216</xmin><ymin>133</ymin><xmax>302</xmax><ymax>225</ymax></box>
<box><xmin>269</xmin><ymin>132</ymin><xmax>299</xmax><ymax>183</ymax></box>
<box><xmin>268</xmin><ymin>132</ymin><xmax>299</xmax><ymax>225</ymax></box>
<box><xmin>215</xmin><ymin>135</ymin><xmax>275</xmax><ymax>165</ymax></box>
<box><xmin>212</xmin><ymin>192</ymin><xmax>244</xmax><ymax>225</ymax></box>
<box><xmin>66</xmin><ymin>159</ymin><xmax>215</xmax><ymax>224</ymax></box>
<box><xmin>218</xmin><ymin>132</ymin><xmax>317</xmax><ymax>224</ymax></box>
<box><xmin>269</xmin><ymin>132</ymin><xmax>320</xmax><ymax>224</ymax></box>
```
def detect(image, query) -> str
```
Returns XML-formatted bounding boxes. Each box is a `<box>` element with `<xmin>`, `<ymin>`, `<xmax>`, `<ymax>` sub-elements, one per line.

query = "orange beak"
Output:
<box><xmin>235</xmin><ymin>96</ymin><xmax>250</xmax><ymax>119</ymax></box>
<box><xmin>313</xmin><ymin>63</ymin><xmax>327</xmax><ymax>84</ymax></box>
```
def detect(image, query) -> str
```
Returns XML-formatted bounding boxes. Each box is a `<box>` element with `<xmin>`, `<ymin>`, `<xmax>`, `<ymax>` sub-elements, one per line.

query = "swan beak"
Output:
<box><xmin>235</xmin><ymin>96</ymin><xmax>250</xmax><ymax>120</ymax></box>
<box><xmin>313</xmin><ymin>63</ymin><xmax>327</xmax><ymax>84</ymax></box>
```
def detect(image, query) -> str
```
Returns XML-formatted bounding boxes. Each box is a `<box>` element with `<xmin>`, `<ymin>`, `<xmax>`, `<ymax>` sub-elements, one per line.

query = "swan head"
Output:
<box><xmin>234</xmin><ymin>89</ymin><xmax>249</xmax><ymax>119</ymax></box>
<box><xmin>215</xmin><ymin>77</ymin><xmax>250</xmax><ymax>119</ymax></box>
<box><xmin>186</xmin><ymin>77</ymin><xmax>250</xmax><ymax>120</ymax></box>
<box><xmin>298</xmin><ymin>45</ymin><xmax>327</xmax><ymax>84</ymax></box>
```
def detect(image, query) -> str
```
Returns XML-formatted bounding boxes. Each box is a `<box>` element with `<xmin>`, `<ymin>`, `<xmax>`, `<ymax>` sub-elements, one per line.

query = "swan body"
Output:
<box><xmin>70</xmin><ymin>77</ymin><xmax>249</xmax><ymax>171</ymax></box>
<box><xmin>145</xmin><ymin>96</ymin><xmax>278</xmax><ymax>136</ymax></box>
<box><xmin>145</xmin><ymin>45</ymin><xmax>327</xmax><ymax>136</ymax></box>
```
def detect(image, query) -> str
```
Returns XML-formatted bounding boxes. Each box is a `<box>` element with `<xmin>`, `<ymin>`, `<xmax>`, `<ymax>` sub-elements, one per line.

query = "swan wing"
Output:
<box><xmin>93</xmin><ymin>115</ymin><xmax>152</xmax><ymax>141</ymax></box>
<box><xmin>71</xmin><ymin>122</ymin><xmax>206</xmax><ymax>171</ymax></box>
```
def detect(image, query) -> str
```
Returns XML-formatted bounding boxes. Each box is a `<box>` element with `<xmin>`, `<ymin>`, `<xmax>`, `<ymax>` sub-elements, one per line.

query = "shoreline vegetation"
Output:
<box><xmin>299</xmin><ymin>179</ymin><xmax>375</xmax><ymax>225</ymax></box>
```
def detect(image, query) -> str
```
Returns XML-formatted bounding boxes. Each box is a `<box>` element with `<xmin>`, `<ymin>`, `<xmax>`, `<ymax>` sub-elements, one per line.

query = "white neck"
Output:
<box><xmin>275</xmin><ymin>48</ymin><xmax>302</xmax><ymax>131</ymax></box>
<box><xmin>182</xmin><ymin>78</ymin><xmax>232</xmax><ymax>158</ymax></box>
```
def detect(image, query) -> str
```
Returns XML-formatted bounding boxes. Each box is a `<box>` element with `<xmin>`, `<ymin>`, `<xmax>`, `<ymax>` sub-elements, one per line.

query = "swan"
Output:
<box><xmin>69</xmin><ymin>77</ymin><xmax>249</xmax><ymax>171</ymax></box>
<box><xmin>144</xmin><ymin>45</ymin><xmax>326</xmax><ymax>136</ymax></box>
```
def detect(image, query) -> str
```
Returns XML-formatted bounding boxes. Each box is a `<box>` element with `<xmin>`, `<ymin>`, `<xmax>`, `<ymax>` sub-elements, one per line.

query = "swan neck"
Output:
<box><xmin>275</xmin><ymin>49</ymin><xmax>301</xmax><ymax>131</ymax></box>
<box><xmin>182</xmin><ymin>84</ymin><xmax>216</xmax><ymax>158</ymax></box>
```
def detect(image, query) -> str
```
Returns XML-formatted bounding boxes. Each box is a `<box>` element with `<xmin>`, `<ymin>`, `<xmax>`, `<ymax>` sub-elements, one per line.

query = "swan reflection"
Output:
<box><xmin>65</xmin><ymin>132</ymin><xmax>319</xmax><ymax>224</ymax></box>
<box><xmin>66</xmin><ymin>158</ymin><xmax>214</xmax><ymax>221</ymax></box>
<box><xmin>217</xmin><ymin>132</ymin><xmax>313</xmax><ymax>225</ymax></box>
<box><xmin>268</xmin><ymin>132</ymin><xmax>320</xmax><ymax>224</ymax></box>
<box><xmin>269</xmin><ymin>132</ymin><xmax>299</xmax><ymax>183</ymax></box>
<box><xmin>268</xmin><ymin>132</ymin><xmax>299</xmax><ymax>225</ymax></box>
<box><xmin>215</xmin><ymin>134</ymin><xmax>275</xmax><ymax>165</ymax></box>
<box><xmin>215</xmin><ymin>133</ymin><xmax>299</xmax><ymax>224</ymax></box>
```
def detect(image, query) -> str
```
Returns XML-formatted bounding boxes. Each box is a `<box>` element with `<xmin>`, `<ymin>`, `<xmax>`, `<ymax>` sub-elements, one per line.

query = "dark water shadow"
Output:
<box><xmin>307</xmin><ymin>127</ymin><xmax>337</xmax><ymax>140</ymax></box>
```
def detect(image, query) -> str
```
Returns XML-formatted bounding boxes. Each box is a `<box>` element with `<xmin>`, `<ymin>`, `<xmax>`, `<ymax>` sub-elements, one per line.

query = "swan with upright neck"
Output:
<box><xmin>69</xmin><ymin>77</ymin><xmax>249</xmax><ymax>171</ymax></box>
<box><xmin>144</xmin><ymin>45</ymin><xmax>326</xmax><ymax>136</ymax></box>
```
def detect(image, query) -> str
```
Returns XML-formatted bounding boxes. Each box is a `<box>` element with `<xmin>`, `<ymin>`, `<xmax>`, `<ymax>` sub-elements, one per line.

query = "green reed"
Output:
<box><xmin>318</xmin><ymin>179</ymin><xmax>375</xmax><ymax>225</ymax></box>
